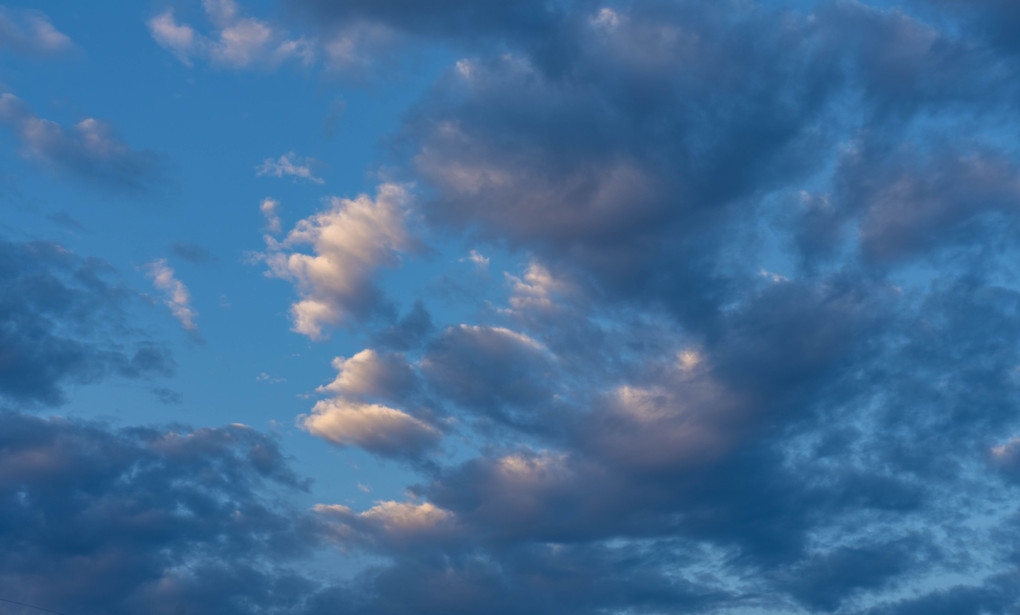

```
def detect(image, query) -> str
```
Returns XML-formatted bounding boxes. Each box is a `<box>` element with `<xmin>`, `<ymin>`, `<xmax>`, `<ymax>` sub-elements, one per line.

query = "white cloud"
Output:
<box><xmin>315</xmin><ymin>500</ymin><xmax>458</xmax><ymax>549</ymax></box>
<box><xmin>148</xmin><ymin>10</ymin><xmax>197</xmax><ymax>66</ymax></box>
<box><xmin>261</xmin><ymin>197</ymin><xmax>282</xmax><ymax>233</ymax></box>
<box><xmin>256</xmin><ymin>152</ymin><xmax>324</xmax><ymax>184</ymax></box>
<box><xmin>145</xmin><ymin>259</ymin><xmax>198</xmax><ymax>332</ymax></box>
<box><xmin>301</xmin><ymin>398</ymin><xmax>440</xmax><ymax>458</ymax></box>
<box><xmin>317</xmin><ymin>349</ymin><xmax>416</xmax><ymax>401</ymax></box>
<box><xmin>505</xmin><ymin>260</ymin><xmax>572</xmax><ymax>312</ymax></box>
<box><xmin>262</xmin><ymin>183</ymin><xmax>416</xmax><ymax>339</ymax></box>
<box><xmin>148</xmin><ymin>0</ymin><xmax>313</xmax><ymax>69</ymax></box>
<box><xmin>459</xmin><ymin>249</ymin><xmax>489</xmax><ymax>269</ymax></box>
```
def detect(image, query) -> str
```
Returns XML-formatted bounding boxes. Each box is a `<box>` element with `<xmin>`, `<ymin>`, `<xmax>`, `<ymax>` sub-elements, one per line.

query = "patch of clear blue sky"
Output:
<box><xmin>0</xmin><ymin>1</ymin><xmax>529</xmax><ymax>513</ymax></box>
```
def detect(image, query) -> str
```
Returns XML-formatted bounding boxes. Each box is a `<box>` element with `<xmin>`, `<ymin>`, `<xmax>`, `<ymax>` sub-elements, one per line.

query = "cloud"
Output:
<box><xmin>261</xmin><ymin>197</ymin><xmax>283</xmax><ymax>233</ymax></box>
<box><xmin>262</xmin><ymin>183</ymin><xmax>417</xmax><ymax>339</ymax></box>
<box><xmin>818</xmin><ymin>142</ymin><xmax>1020</xmax><ymax>264</ymax></box>
<box><xmin>145</xmin><ymin>259</ymin><xmax>199</xmax><ymax>333</ymax></box>
<box><xmin>301</xmin><ymin>397</ymin><xmax>440</xmax><ymax>459</ymax></box>
<box><xmin>317</xmin><ymin>500</ymin><xmax>459</xmax><ymax>551</ymax></box>
<box><xmin>0</xmin><ymin>238</ymin><xmax>173</xmax><ymax>407</ymax></box>
<box><xmin>302</xmin><ymin>347</ymin><xmax>437</xmax><ymax>459</ymax></box>
<box><xmin>0</xmin><ymin>411</ymin><xmax>321</xmax><ymax>615</ymax></box>
<box><xmin>459</xmin><ymin>249</ymin><xmax>489</xmax><ymax>269</ymax></box>
<box><xmin>372</xmin><ymin>300</ymin><xmax>434</xmax><ymax>350</ymax></box>
<box><xmin>316</xmin><ymin>349</ymin><xmax>416</xmax><ymax>402</ymax></box>
<box><xmin>0</xmin><ymin>93</ymin><xmax>161</xmax><ymax>192</ymax></box>
<box><xmin>13</xmin><ymin>1</ymin><xmax>1020</xmax><ymax>613</ymax></box>
<box><xmin>421</xmin><ymin>325</ymin><xmax>555</xmax><ymax>427</ymax></box>
<box><xmin>148</xmin><ymin>0</ymin><xmax>313</xmax><ymax>70</ymax></box>
<box><xmin>257</xmin><ymin>152</ymin><xmax>325</xmax><ymax>184</ymax></box>
<box><xmin>0</xmin><ymin>8</ymin><xmax>73</xmax><ymax>57</ymax></box>
<box><xmin>171</xmin><ymin>241</ymin><xmax>217</xmax><ymax>266</ymax></box>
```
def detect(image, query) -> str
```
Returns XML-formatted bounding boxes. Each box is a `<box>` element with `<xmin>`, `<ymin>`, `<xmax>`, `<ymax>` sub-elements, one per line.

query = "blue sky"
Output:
<box><xmin>3</xmin><ymin>1</ymin><xmax>1020</xmax><ymax>614</ymax></box>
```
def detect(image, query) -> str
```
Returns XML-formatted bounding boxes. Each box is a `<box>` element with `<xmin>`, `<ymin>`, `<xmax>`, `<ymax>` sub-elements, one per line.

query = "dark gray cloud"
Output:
<box><xmin>171</xmin><ymin>241</ymin><xmax>218</xmax><ymax>266</ymax></box>
<box><xmin>0</xmin><ymin>411</ymin><xmax>321</xmax><ymax>615</ymax></box>
<box><xmin>792</xmin><ymin>141</ymin><xmax>1020</xmax><ymax>266</ymax></box>
<box><xmin>0</xmin><ymin>238</ymin><xmax>173</xmax><ymax>407</ymax></box>
<box><xmin>290</xmin><ymin>2</ymin><xmax>1020</xmax><ymax>611</ymax></box>
<box><xmin>0</xmin><ymin>93</ymin><xmax>162</xmax><ymax>193</ymax></box>
<box><xmin>421</xmin><ymin>324</ymin><xmax>556</xmax><ymax>427</ymax></box>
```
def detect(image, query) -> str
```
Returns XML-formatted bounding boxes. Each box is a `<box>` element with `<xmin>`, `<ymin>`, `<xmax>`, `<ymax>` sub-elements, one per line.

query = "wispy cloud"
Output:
<box><xmin>145</xmin><ymin>258</ymin><xmax>198</xmax><ymax>333</ymax></box>
<box><xmin>0</xmin><ymin>93</ymin><xmax>161</xmax><ymax>192</ymax></box>
<box><xmin>0</xmin><ymin>8</ymin><xmax>73</xmax><ymax>57</ymax></box>
<box><xmin>148</xmin><ymin>0</ymin><xmax>313</xmax><ymax>69</ymax></box>
<box><xmin>256</xmin><ymin>152</ymin><xmax>324</xmax><ymax>184</ymax></box>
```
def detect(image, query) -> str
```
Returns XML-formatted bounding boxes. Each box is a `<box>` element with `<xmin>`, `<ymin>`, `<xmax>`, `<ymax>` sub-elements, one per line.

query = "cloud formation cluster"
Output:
<box><xmin>270</xmin><ymin>1</ymin><xmax>1020</xmax><ymax>613</ymax></box>
<box><xmin>6</xmin><ymin>1</ymin><xmax>1020</xmax><ymax>614</ymax></box>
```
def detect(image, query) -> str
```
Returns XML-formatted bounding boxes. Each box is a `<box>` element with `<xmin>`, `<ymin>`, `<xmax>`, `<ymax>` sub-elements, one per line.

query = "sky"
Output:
<box><xmin>2</xmin><ymin>0</ymin><xmax>1020</xmax><ymax>613</ymax></box>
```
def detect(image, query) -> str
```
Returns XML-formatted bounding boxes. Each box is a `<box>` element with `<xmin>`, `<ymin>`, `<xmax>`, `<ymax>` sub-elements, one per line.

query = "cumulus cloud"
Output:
<box><xmin>256</xmin><ymin>152</ymin><xmax>325</xmax><ymax>184</ymax></box>
<box><xmin>0</xmin><ymin>238</ymin><xmax>173</xmax><ymax>407</ymax></box>
<box><xmin>261</xmin><ymin>3</ymin><xmax>1020</xmax><ymax>611</ymax></box>
<box><xmin>0</xmin><ymin>8</ymin><xmax>73</xmax><ymax>57</ymax></box>
<box><xmin>301</xmin><ymin>397</ymin><xmax>440</xmax><ymax>459</ymax></box>
<box><xmin>145</xmin><ymin>259</ymin><xmax>199</xmax><ymax>333</ymax></box>
<box><xmin>316</xmin><ymin>349</ymin><xmax>416</xmax><ymax>402</ymax></box>
<box><xmin>421</xmin><ymin>325</ymin><xmax>554</xmax><ymax>426</ymax></box>
<box><xmin>0</xmin><ymin>412</ymin><xmax>320</xmax><ymax>615</ymax></box>
<box><xmin>148</xmin><ymin>0</ymin><xmax>313</xmax><ymax>69</ymax></box>
<box><xmin>0</xmin><ymin>93</ymin><xmax>161</xmax><ymax>192</ymax></box>
<box><xmin>262</xmin><ymin>183</ymin><xmax>416</xmax><ymax>339</ymax></box>
<box><xmin>302</xmin><ymin>347</ymin><xmax>437</xmax><ymax>459</ymax></box>
<box><xmin>14</xmin><ymin>1</ymin><xmax>1020</xmax><ymax>613</ymax></box>
<box><xmin>317</xmin><ymin>500</ymin><xmax>459</xmax><ymax>551</ymax></box>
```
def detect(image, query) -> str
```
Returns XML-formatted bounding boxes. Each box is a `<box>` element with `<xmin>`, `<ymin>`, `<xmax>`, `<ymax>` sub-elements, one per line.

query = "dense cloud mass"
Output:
<box><xmin>0</xmin><ymin>412</ymin><xmax>320</xmax><ymax>615</ymax></box>
<box><xmin>286</xmin><ymin>1</ymin><xmax>1020</xmax><ymax>612</ymax></box>
<box><xmin>0</xmin><ymin>238</ymin><xmax>173</xmax><ymax>407</ymax></box>
<box><xmin>5</xmin><ymin>0</ymin><xmax>1020</xmax><ymax>614</ymax></box>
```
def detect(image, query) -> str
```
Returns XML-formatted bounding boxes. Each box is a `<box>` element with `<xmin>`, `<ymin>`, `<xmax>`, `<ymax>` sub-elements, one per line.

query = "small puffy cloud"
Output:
<box><xmin>459</xmin><ymin>249</ymin><xmax>489</xmax><ymax>269</ymax></box>
<box><xmin>301</xmin><ymin>397</ymin><xmax>440</xmax><ymax>459</ymax></box>
<box><xmin>260</xmin><ymin>197</ymin><xmax>282</xmax><ymax>233</ymax></box>
<box><xmin>0</xmin><ymin>8</ymin><xmax>73</xmax><ymax>57</ymax></box>
<box><xmin>505</xmin><ymin>260</ymin><xmax>573</xmax><ymax>313</ymax></box>
<box><xmin>145</xmin><ymin>259</ymin><xmax>198</xmax><ymax>333</ymax></box>
<box><xmin>303</xmin><ymin>345</ymin><xmax>437</xmax><ymax>460</ymax></box>
<box><xmin>0</xmin><ymin>93</ymin><xmax>160</xmax><ymax>192</ymax></box>
<box><xmin>262</xmin><ymin>183</ymin><xmax>416</xmax><ymax>339</ymax></box>
<box><xmin>316</xmin><ymin>500</ymin><xmax>458</xmax><ymax>550</ymax></box>
<box><xmin>256</xmin><ymin>152</ymin><xmax>324</xmax><ymax>184</ymax></box>
<box><xmin>317</xmin><ymin>349</ymin><xmax>416</xmax><ymax>402</ymax></box>
<box><xmin>148</xmin><ymin>0</ymin><xmax>313</xmax><ymax>70</ymax></box>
